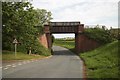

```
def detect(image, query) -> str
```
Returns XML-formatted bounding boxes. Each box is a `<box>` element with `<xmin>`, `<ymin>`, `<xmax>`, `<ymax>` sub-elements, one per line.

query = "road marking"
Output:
<box><xmin>12</xmin><ymin>65</ymin><xmax>16</xmax><ymax>67</ymax></box>
<box><xmin>18</xmin><ymin>63</ymin><xmax>22</xmax><ymax>65</ymax></box>
<box><xmin>4</xmin><ymin>67</ymin><xmax>8</xmax><ymax>70</ymax></box>
<box><xmin>6</xmin><ymin>65</ymin><xmax>11</xmax><ymax>67</ymax></box>
<box><xmin>12</xmin><ymin>64</ymin><xmax>16</xmax><ymax>67</ymax></box>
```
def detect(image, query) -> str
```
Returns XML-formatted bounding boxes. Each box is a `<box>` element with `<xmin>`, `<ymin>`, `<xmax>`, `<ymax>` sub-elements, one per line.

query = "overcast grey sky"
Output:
<box><xmin>31</xmin><ymin>0</ymin><xmax>119</xmax><ymax>38</ymax></box>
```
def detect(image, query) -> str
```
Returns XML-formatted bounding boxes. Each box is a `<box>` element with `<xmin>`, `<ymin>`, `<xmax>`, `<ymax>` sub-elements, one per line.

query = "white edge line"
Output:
<box><xmin>12</xmin><ymin>65</ymin><xmax>16</xmax><ymax>67</ymax></box>
<box><xmin>3</xmin><ymin>67</ymin><xmax>8</xmax><ymax>70</ymax></box>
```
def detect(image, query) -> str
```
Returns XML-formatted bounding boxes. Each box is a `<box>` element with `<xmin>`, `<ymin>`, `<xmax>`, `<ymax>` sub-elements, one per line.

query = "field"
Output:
<box><xmin>54</xmin><ymin>39</ymin><xmax>119</xmax><ymax>78</ymax></box>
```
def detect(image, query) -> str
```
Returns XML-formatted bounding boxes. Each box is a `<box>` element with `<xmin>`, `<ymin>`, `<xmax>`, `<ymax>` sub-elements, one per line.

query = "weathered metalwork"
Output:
<box><xmin>45</xmin><ymin>22</ymin><xmax>83</xmax><ymax>33</ymax></box>
<box><xmin>49</xmin><ymin>22</ymin><xmax>80</xmax><ymax>26</ymax></box>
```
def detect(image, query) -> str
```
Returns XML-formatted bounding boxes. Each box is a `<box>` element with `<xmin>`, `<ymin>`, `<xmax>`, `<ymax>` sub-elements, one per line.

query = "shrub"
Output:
<box><xmin>84</xmin><ymin>27</ymin><xmax>114</xmax><ymax>44</ymax></box>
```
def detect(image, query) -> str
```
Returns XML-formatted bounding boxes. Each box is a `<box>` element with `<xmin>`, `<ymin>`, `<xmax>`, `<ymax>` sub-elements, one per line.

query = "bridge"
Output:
<box><xmin>39</xmin><ymin>21</ymin><xmax>99</xmax><ymax>54</ymax></box>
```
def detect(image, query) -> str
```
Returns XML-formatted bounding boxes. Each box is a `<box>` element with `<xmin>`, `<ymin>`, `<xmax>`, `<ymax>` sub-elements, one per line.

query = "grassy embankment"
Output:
<box><xmin>80</xmin><ymin>40</ymin><xmax>119</xmax><ymax>78</ymax></box>
<box><xmin>54</xmin><ymin>39</ymin><xmax>119</xmax><ymax>78</ymax></box>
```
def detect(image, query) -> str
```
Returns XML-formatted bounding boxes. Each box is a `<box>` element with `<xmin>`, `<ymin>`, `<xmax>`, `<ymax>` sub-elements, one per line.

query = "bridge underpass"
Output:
<box><xmin>39</xmin><ymin>21</ymin><xmax>99</xmax><ymax>54</ymax></box>
<box><xmin>44</xmin><ymin>22</ymin><xmax>84</xmax><ymax>54</ymax></box>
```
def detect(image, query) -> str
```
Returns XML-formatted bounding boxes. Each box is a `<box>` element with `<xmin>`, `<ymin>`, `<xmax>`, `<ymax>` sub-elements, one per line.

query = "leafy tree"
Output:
<box><xmin>34</xmin><ymin>9</ymin><xmax>52</xmax><ymax>34</ymax></box>
<box><xmin>2</xmin><ymin>2</ymin><xmax>36</xmax><ymax>50</ymax></box>
<box><xmin>2</xmin><ymin>2</ymin><xmax>52</xmax><ymax>55</ymax></box>
<box><xmin>35</xmin><ymin>9</ymin><xmax>52</xmax><ymax>26</ymax></box>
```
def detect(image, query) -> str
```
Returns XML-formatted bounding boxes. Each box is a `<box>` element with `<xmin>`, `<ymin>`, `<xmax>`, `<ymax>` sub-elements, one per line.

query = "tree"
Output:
<box><xmin>34</xmin><ymin>9</ymin><xmax>53</xmax><ymax>34</ymax></box>
<box><xmin>2</xmin><ymin>2</ymin><xmax>36</xmax><ymax>50</ymax></box>
<box><xmin>2</xmin><ymin>2</ymin><xmax>52</xmax><ymax>55</ymax></box>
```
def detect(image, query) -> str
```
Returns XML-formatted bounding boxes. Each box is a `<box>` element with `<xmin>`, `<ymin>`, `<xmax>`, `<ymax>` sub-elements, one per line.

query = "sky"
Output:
<box><xmin>31</xmin><ymin>0</ymin><xmax>119</xmax><ymax>38</ymax></box>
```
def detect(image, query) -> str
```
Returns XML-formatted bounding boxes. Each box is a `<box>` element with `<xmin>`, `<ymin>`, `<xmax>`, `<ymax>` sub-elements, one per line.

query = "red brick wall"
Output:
<box><xmin>82</xmin><ymin>35</ymin><xmax>100</xmax><ymax>51</ymax></box>
<box><xmin>75</xmin><ymin>34</ymin><xmax>100</xmax><ymax>53</ymax></box>
<box><xmin>39</xmin><ymin>34</ymin><xmax>48</xmax><ymax>48</ymax></box>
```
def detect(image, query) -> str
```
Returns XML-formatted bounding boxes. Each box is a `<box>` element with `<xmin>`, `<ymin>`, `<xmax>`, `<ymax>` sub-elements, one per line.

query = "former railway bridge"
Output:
<box><xmin>39</xmin><ymin>22</ymin><xmax>99</xmax><ymax>54</ymax></box>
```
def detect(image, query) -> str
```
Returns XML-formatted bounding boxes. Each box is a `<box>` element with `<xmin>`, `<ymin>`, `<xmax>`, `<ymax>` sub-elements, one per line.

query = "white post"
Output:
<box><xmin>15</xmin><ymin>43</ymin><xmax>17</xmax><ymax>57</ymax></box>
<box><xmin>29</xmin><ymin>47</ymin><xmax>31</xmax><ymax>55</ymax></box>
<box><xmin>13</xmin><ymin>38</ymin><xmax>18</xmax><ymax>58</ymax></box>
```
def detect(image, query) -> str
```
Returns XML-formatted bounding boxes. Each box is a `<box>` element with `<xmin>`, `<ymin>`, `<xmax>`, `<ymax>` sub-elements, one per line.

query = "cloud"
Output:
<box><xmin>31</xmin><ymin>0</ymin><xmax>118</xmax><ymax>27</ymax></box>
<box><xmin>52</xmin><ymin>2</ymin><xmax>118</xmax><ymax>27</ymax></box>
<box><xmin>31</xmin><ymin>0</ymin><xmax>119</xmax><ymax>38</ymax></box>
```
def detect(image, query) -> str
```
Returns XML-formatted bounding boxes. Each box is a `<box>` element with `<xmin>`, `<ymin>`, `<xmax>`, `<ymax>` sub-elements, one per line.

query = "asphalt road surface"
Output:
<box><xmin>3</xmin><ymin>46</ymin><xmax>83</xmax><ymax>78</ymax></box>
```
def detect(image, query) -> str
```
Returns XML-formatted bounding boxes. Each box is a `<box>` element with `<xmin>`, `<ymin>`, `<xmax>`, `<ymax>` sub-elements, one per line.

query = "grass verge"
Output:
<box><xmin>2</xmin><ymin>50</ymin><xmax>47</xmax><ymax>60</ymax></box>
<box><xmin>80</xmin><ymin>40</ymin><xmax>119</xmax><ymax>78</ymax></box>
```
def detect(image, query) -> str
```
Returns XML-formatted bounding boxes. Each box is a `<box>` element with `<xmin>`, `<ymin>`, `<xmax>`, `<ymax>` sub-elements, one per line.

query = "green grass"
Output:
<box><xmin>80</xmin><ymin>40</ymin><xmax>119</xmax><ymax>78</ymax></box>
<box><xmin>2</xmin><ymin>50</ymin><xmax>46</xmax><ymax>60</ymax></box>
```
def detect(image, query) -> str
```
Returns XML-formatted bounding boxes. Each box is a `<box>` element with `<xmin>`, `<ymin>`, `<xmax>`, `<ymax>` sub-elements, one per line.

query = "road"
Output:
<box><xmin>3</xmin><ymin>46</ymin><xmax>83</xmax><ymax>78</ymax></box>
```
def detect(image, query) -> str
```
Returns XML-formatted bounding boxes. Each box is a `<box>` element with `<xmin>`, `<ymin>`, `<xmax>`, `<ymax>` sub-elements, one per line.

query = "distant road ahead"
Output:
<box><xmin>3</xmin><ymin>46</ymin><xmax>83</xmax><ymax>78</ymax></box>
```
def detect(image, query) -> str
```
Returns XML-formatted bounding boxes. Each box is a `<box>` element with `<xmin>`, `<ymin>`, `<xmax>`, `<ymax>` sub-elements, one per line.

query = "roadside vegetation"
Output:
<box><xmin>2</xmin><ymin>2</ymin><xmax>52</xmax><ymax>59</ymax></box>
<box><xmin>84</xmin><ymin>26</ymin><xmax>114</xmax><ymax>44</ymax></box>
